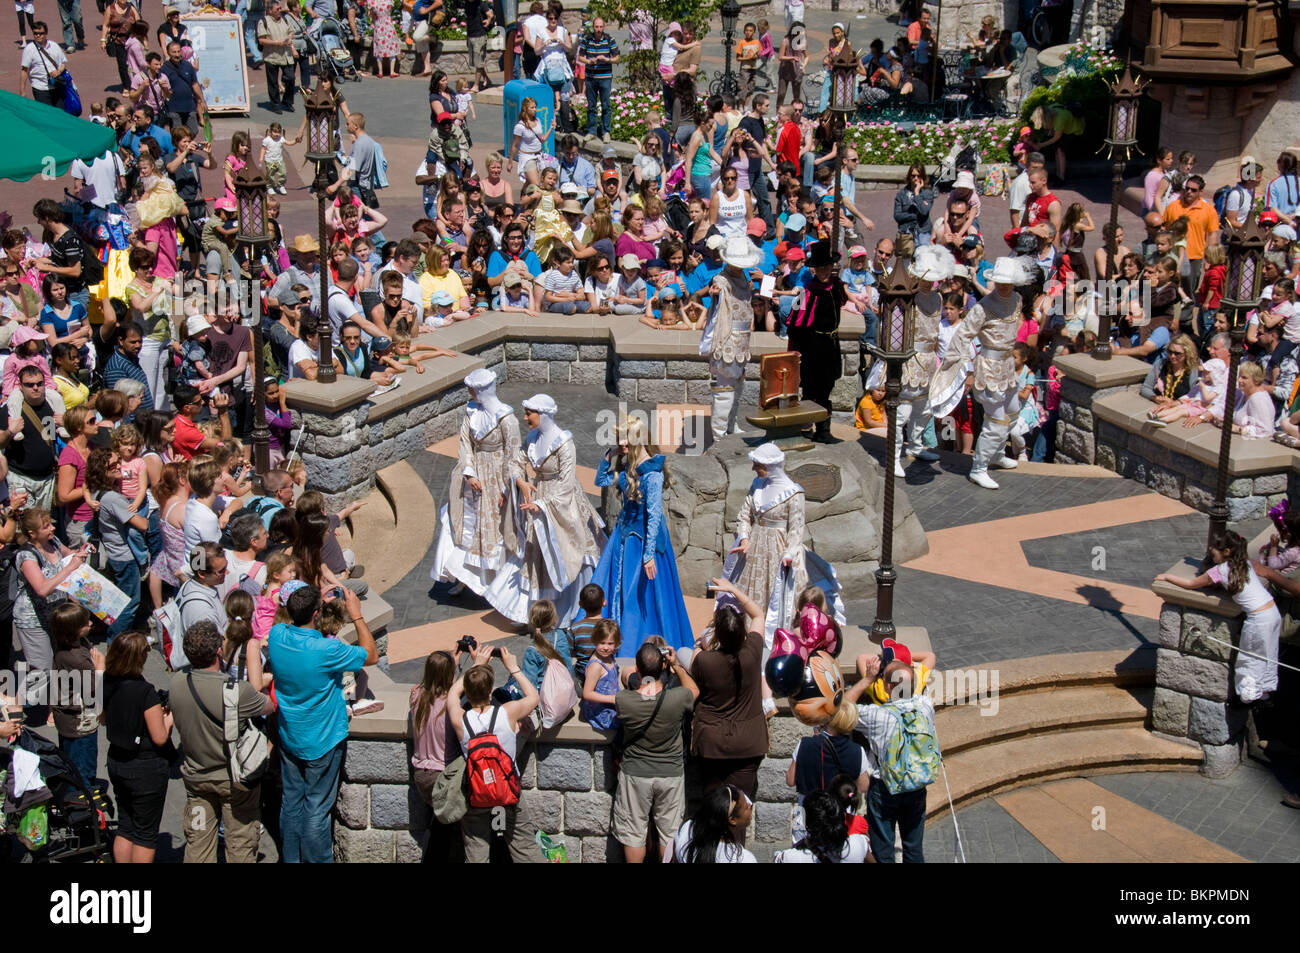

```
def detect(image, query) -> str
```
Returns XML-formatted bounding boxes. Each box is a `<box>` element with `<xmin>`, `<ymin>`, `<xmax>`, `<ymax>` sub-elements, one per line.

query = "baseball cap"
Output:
<box><xmin>186</xmin><ymin>314</ymin><xmax>209</xmax><ymax>337</ymax></box>
<box><xmin>502</xmin><ymin>271</ymin><xmax>524</xmax><ymax>288</ymax></box>
<box><xmin>619</xmin><ymin>253</ymin><xmax>641</xmax><ymax>270</ymax></box>
<box><xmin>746</xmin><ymin>217</ymin><xmax>767</xmax><ymax>238</ymax></box>
<box><xmin>601</xmin><ymin>169</ymin><xmax>620</xmax><ymax>184</ymax></box>
<box><xmin>276</xmin><ymin>287</ymin><xmax>303</xmax><ymax>308</ymax></box>
<box><xmin>1240</xmin><ymin>154</ymin><xmax>1262</xmax><ymax>178</ymax></box>
<box><xmin>602</xmin><ymin>145</ymin><xmax>618</xmax><ymax>159</ymax></box>
<box><xmin>880</xmin><ymin>637</ymin><xmax>913</xmax><ymax>666</ymax></box>
<box><xmin>785</xmin><ymin>246</ymin><xmax>805</xmax><ymax>261</ymax></box>
<box><xmin>848</xmin><ymin>245</ymin><xmax>868</xmax><ymax>259</ymax></box>
<box><xmin>430</xmin><ymin>290</ymin><xmax>455</xmax><ymax>306</ymax></box>
<box><xmin>785</xmin><ymin>213</ymin><xmax>807</xmax><ymax>232</ymax></box>
<box><xmin>436</xmin><ymin>111</ymin><xmax>453</xmax><ymax>124</ymax></box>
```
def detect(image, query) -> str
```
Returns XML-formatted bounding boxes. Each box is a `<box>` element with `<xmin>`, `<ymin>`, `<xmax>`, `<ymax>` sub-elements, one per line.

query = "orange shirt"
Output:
<box><xmin>1163</xmin><ymin>198</ymin><xmax>1220</xmax><ymax>261</ymax></box>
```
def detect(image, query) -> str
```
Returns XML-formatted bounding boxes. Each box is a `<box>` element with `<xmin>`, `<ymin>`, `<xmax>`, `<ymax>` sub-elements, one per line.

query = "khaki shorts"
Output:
<box><xmin>467</xmin><ymin>34</ymin><xmax>488</xmax><ymax>69</ymax></box>
<box><xmin>612</xmin><ymin>773</ymin><xmax>685</xmax><ymax>848</ymax></box>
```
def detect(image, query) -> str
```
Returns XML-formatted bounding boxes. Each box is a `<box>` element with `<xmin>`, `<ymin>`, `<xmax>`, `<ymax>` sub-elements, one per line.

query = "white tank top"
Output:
<box><xmin>716</xmin><ymin>189</ymin><xmax>748</xmax><ymax>237</ymax></box>
<box><xmin>461</xmin><ymin>705</ymin><xmax>518</xmax><ymax>761</ymax></box>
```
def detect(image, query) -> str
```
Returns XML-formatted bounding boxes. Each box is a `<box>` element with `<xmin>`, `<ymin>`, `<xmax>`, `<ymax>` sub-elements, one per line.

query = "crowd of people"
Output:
<box><xmin>6</xmin><ymin>0</ymin><xmax>1300</xmax><ymax>863</ymax></box>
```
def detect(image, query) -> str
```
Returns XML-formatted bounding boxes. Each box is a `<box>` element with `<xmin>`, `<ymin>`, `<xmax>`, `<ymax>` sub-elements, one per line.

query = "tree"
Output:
<box><xmin>585</xmin><ymin>0</ymin><xmax>721</xmax><ymax>90</ymax></box>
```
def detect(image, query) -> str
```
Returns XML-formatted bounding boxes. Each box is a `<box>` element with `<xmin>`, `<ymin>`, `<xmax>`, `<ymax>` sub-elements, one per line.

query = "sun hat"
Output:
<box><xmin>291</xmin><ymin>234</ymin><xmax>320</xmax><ymax>253</ymax></box>
<box><xmin>560</xmin><ymin>198</ymin><xmax>585</xmax><ymax>215</ymax></box>
<box><xmin>186</xmin><ymin>314</ymin><xmax>210</xmax><ymax>337</ymax></box>
<box><xmin>908</xmin><ymin>245</ymin><xmax>957</xmax><ymax>282</ymax></box>
<box><xmin>722</xmin><ymin>234</ymin><xmax>762</xmax><ymax>270</ymax></box>
<box><xmin>279</xmin><ymin>579</ymin><xmax>308</xmax><ymax>605</ymax></box>
<box><xmin>989</xmin><ymin>256</ymin><xmax>1023</xmax><ymax>284</ymax></box>
<box><xmin>953</xmin><ymin>170</ymin><xmax>977</xmax><ymax>191</ymax></box>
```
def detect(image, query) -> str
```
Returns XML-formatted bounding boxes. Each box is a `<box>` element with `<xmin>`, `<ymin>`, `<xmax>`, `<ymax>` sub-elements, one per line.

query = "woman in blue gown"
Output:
<box><xmin>590</xmin><ymin>418</ymin><xmax>695</xmax><ymax>652</ymax></box>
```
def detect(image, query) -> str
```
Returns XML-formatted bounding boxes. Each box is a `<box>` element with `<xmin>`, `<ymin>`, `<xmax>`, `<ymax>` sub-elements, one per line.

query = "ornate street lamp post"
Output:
<box><xmin>305</xmin><ymin>81</ymin><xmax>339</xmax><ymax>384</ymax></box>
<box><xmin>718</xmin><ymin>0</ymin><xmax>741</xmax><ymax>99</ymax></box>
<box><xmin>233</xmin><ymin>161</ymin><xmax>273</xmax><ymax>475</ymax></box>
<box><xmin>828</xmin><ymin>42</ymin><xmax>858</xmax><ymax>262</ymax></box>
<box><xmin>1094</xmin><ymin>65</ymin><xmax>1147</xmax><ymax>361</ymax></box>
<box><xmin>867</xmin><ymin>264</ymin><xmax>918</xmax><ymax>640</ymax></box>
<box><xmin>1206</xmin><ymin>220</ymin><xmax>1267</xmax><ymax>555</ymax></box>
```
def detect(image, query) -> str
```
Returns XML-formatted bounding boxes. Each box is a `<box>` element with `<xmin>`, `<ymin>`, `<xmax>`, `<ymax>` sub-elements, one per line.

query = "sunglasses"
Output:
<box><xmin>298</xmin><ymin>297</ymin><xmax>311</xmax><ymax>305</ymax></box>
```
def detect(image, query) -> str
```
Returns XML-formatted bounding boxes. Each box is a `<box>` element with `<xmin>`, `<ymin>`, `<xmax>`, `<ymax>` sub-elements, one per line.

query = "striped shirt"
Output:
<box><xmin>579</xmin><ymin>32</ymin><xmax>619</xmax><ymax>78</ymax></box>
<box><xmin>565</xmin><ymin>618</ymin><xmax>604</xmax><ymax>677</ymax></box>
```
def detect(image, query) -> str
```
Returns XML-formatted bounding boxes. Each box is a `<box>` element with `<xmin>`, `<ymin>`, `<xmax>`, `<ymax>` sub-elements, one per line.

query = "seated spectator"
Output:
<box><xmin>774</xmin><ymin>789</ymin><xmax>872</xmax><ymax>863</ymax></box>
<box><xmin>1142</xmin><ymin>333</ymin><xmax>1201</xmax><ymax>420</ymax></box>
<box><xmin>538</xmin><ymin>246</ymin><xmax>590</xmax><ymax>314</ymax></box>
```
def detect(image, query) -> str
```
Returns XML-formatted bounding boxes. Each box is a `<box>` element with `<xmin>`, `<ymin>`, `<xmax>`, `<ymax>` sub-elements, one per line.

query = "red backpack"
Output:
<box><xmin>464</xmin><ymin>706</ymin><xmax>521</xmax><ymax>809</ymax></box>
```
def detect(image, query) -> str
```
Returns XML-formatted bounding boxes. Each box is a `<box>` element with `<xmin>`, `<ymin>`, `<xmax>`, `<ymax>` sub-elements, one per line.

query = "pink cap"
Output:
<box><xmin>848</xmin><ymin>245</ymin><xmax>868</xmax><ymax>258</ymax></box>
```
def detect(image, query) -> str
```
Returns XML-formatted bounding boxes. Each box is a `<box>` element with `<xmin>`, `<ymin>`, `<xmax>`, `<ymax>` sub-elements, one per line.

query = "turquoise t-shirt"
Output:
<box><xmin>269</xmin><ymin>622</ymin><xmax>369</xmax><ymax>761</ymax></box>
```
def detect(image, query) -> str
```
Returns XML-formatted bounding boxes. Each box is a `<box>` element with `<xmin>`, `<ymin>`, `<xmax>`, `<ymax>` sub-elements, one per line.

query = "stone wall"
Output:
<box><xmin>1151</xmin><ymin>599</ymin><xmax>1248</xmax><ymax>779</ymax></box>
<box><xmin>332</xmin><ymin>715</ymin><xmax>821</xmax><ymax>862</ymax></box>
<box><xmin>1052</xmin><ymin>355</ymin><xmax>1294</xmax><ymax>520</ymax></box>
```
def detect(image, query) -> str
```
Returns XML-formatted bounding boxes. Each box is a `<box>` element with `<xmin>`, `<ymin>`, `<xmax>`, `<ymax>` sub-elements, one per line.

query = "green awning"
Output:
<box><xmin>0</xmin><ymin>89</ymin><xmax>119</xmax><ymax>182</ymax></box>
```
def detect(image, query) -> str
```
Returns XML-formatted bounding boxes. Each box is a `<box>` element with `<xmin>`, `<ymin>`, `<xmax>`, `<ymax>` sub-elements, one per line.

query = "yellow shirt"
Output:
<box><xmin>866</xmin><ymin>663</ymin><xmax>932</xmax><ymax>704</ymax></box>
<box><xmin>418</xmin><ymin>270</ymin><xmax>468</xmax><ymax>313</ymax></box>
<box><xmin>54</xmin><ymin>373</ymin><xmax>91</xmax><ymax>410</ymax></box>
<box><xmin>855</xmin><ymin>393</ymin><xmax>886</xmax><ymax>430</ymax></box>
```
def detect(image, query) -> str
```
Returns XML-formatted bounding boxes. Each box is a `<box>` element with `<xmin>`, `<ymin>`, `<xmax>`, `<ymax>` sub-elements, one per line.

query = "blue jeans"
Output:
<box><xmin>545</xmin><ymin>300</ymin><xmax>591</xmax><ymax>314</ymax></box>
<box><xmin>237</xmin><ymin>2</ymin><xmax>263</xmax><ymax>64</ymax></box>
<box><xmin>586</xmin><ymin>76</ymin><xmax>612</xmax><ymax>137</ymax></box>
<box><xmin>107</xmin><ymin>557</ymin><xmax>141</xmax><ymax>641</ymax></box>
<box><xmin>1032</xmin><ymin>409</ymin><xmax>1059</xmax><ymax>462</ymax></box>
<box><xmin>690</xmin><ymin>172</ymin><xmax>713</xmax><ymax>199</ymax></box>
<box><xmin>60</xmin><ymin>732</ymin><xmax>98</xmax><ymax>785</ymax></box>
<box><xmin>280</xmin><ymin>741</ymin><xmax>346</xmax><ymax>863</ymax></box>
<box><xmin>867</xmin><ymin>782</ymin><xmax>927</xmax><ymax>862</ymax></box>
<box><xmin>800</xmin><ymin>153</ymin><xmax>815</xmax><ymax>187</ymax></box>
<box><xmin>55</xmin><ymin>0</ymin><xmax>84</xmax><ymax>48</ymax></box>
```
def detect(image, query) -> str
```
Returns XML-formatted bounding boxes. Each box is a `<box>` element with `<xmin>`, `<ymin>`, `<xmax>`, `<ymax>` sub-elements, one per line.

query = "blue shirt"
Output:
<box><xmin>1129</xmin><ymin>323</ymin><xmax>1170</xmax><ymax>364</ymax></box>
<box><xmin>122</xmin><ymin>123</ymin><xmax>174</xmax><ymax>157</ymax></box>
<box><xmin>488</xmin><ymin>249</ymin><xmax>542</xmax><ymax>279</ymax></box>
<box><xmin>578</xmin><ymin>32</ymin><xmax>620</xmax><ymax>77</ymax></box>
<box><xmin>841</xmin><ymin>266</ymin><xmax>874</xmax><ymax>297</ymax></box>
<box><xmin>268</xmin><ymin>622</ymin><xmax>369</xmax><ymax>761</ymax></box>
<box><xmin>104</xmin><ymin>349</ymin><xmax>155</xmax><ymax>410</ymax></box>
<box><xmin>558</xmin><ymin>155</ymin><xmax>597</xmax><ymax>193</ymax></box>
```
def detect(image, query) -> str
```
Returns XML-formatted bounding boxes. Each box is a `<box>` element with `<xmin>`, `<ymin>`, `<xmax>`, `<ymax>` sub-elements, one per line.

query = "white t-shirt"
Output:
<box><xmin>70</xmin><ymin>151</ymin><xmax>125</xmax><ymax>209</ymax></box>
<box><xmin>1207</xmin><ymin>563</ymin><xmax>1274</xmax><ymax>613</ymax></box>
<box><xmin>522</xmin><ymin>12</ymin><xmax>548</xmax><ymax>47</ymax></box>
<box><xmin>1223</xmin><ymin>184</ymin><xmax>1254</xmax><ymax>223</ymax></box>
<box><xmin>460</xmin><ymin>706</ymin><xmax>518</xmax><ymax>761</ymax></box>
<box><xmin>21</xmin><ymin>41</ymin><xmax>66</xmax><ymax>90</ymax></box>
<box><xmin>665</xmin><ymin>819</ymin><xmax>757</xmax><ymax>863</ymax></box>
<box><xmin>774</xmin><ymin>833</ymin><xmax>871</xmax><ymax>863</ymax></box>
<box><xmin>288</xmin><ymin>338</ymin><xmax>316</xmax><ymax>378</ymax></box>
<box><xmin>326</xmin><ymin>285</ymin><xmax>363</xmax><ymax>346</ymax></box>
<box><xmin>584</xmin><ymin>274</ymin><xmax>619</xmax><ymax>308</ymax></box>
<box><xmin>262</xmin><ymin>135</ymin><xmax>287</xmax><ymax>164</ymax></box>
<box><xmin>658</xmin><ymin>35</ymin><xmax>682</xmax><ymax>70</ymax></box>
<box><xmin>183</xmin><ymin>498</ymin><xmax>221</xmax><ymax>550</ymax></box>
<box><xmin>1008</xmin><ymin>170</ymin><xmax>1031</xmax><ymax>217</ymax></box>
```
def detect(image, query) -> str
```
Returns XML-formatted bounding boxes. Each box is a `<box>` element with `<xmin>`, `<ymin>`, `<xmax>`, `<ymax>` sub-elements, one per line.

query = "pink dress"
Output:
<box><xmin>370</xmin><ymin>0</ymin><xmax>400</xmax><ymax>59</ymax></box>
<box><xmin>224</xmin><ymin>154</ymin><xmax>246</xmax><ymax>205</ymax></box>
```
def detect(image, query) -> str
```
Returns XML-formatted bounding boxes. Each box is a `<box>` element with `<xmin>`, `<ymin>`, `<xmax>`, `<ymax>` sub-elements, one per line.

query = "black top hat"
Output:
<box><xmin>807</xmin><ymin>239</ymin><xmax>836</xmax><ymax>268</ymax></box>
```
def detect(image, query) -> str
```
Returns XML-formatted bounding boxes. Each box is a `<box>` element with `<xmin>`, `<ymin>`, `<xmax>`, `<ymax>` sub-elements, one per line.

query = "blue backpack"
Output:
<box><xmin>371</xmin><ymin>140</ymin><xmax>390</xmax><ymax>190</ymax></box>
<box><xmin>879</xmin><ymin>700</ymin><xmax>942</xmax><ymax>795</ymax></box>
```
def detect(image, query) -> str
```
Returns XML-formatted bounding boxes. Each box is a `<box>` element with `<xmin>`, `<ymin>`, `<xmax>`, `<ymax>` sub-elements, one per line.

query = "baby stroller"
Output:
<box><xmin>309</xmin><ymin>16</ymin><xmax>363</xmax><ymax>83</ymax></box>
<box><xmin>3</xmin><ymin>730</ymin><xmax>116</xmax><ymax>863</ymax></box>
<box><xmin>935</xmin><ymin>137</ymin><xmax>978</xmax><ymax>191</ymax></box>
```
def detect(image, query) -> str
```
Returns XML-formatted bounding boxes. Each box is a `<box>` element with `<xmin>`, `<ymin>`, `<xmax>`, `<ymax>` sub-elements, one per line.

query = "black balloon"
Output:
<box><xmin>765</xmin><ymin>653</ymin><xmax>805</xmax><ymax>698</ymax></box>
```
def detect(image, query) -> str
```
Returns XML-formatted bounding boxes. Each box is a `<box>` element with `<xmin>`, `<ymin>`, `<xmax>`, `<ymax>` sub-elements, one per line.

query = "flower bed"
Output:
<box><xmin>580</xmin><ymin>87</ymin><xmax>1015</xmax><ymax>166</ymax></box>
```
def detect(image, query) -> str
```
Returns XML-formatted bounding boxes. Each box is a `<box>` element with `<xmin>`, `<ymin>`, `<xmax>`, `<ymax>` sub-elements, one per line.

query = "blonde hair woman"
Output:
<box><xmin>590</xmin><ymin>416</ymin><xmax>693</xmax><ymax>649</ymax></box>
<box><xmin>508</xmin><ymin>97</ymin><xmax>555</xmax><ymax>187</ymax></box>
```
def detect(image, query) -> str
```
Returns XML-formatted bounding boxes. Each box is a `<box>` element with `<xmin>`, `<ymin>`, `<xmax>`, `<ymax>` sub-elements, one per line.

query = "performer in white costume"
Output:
<box><xmin>894</xmin><ymin>245</ymin><xmax>955</xmax><ymax>477</ymax></box>
<box><xmin>432</xmin><ymin>369</ymin><xmax>523</xmax><ymax>595</ymax></box>
<box><xmin>929</xmin><ymin>257</ymin><xmax>1027</xmax><ymax>490</ymax></box>
<box><xmin>700</xmin><ymin>234</ymin><xmax>761</xmax><ymax>440</ymax></box>
<box><xmin>719</xmin><ymin>442</ymin><xmax>845</xmax><ymax>649</ymax></box>
<box><xmin>484</xmin><ymin>393</ymin><xmax>608</xmax><ymax>625</ymax></box>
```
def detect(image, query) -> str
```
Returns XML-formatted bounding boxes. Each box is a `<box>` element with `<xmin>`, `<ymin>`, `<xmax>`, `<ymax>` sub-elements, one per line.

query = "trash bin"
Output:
<box><xmin>503</xmin><ymin>79</ymin><xmax>555</xmax><ymax>157</ymax></box>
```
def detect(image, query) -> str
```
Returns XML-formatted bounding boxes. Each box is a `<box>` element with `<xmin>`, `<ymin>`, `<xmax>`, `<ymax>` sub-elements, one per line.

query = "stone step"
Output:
<box><xmin>925</xmin><ymin>726</ymin><xmax>1202</xmax><ymax>819</ymax></box>
<box><xmin>335</xmin><ymin>594</ymin><xmax>395</xmax><ymax>646</ymax></box>
<box><xmin>935</xmin><ymin>684</ymin><xmax>1152</xmax><ymax>755</ymax></box>
<box><xmin>930</xmin><ymin>648</ymin><xmax>1155</xmax><ymax>708</ymax></box>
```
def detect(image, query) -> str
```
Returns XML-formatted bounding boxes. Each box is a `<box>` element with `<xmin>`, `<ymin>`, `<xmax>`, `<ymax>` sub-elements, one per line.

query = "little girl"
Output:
<box><xmin>317</xmin><ymin>599</ymin><xmax>382</xmax><ymax>715</ymax></box>
<box><xmin>180</xmin><ymin>314</ymin><xmax>212</xmax><ymax>388</ymax></box>
<box><xmin>454</xmin><ymin>78</ymin><xmax>477</xmax><ymax>146</ymax></box>
<box><xmin>580</xmin><ymin>618</ymin><xmax>621</xmax><ymax>731</ymax></box>
<box><xmin>3</xmin><ymin>325</ymin><xmax>65</xmax><ymax>436</ymax></box>
<box><xmin>518</xmin><ymin>599</ymin><xmax>571</xmax><ymax>691</ymax></box>
<box><xmin>1155</xmin><ymin>530</ymin><xmax>1280</xmax><ymax>704</ymax></box>
<box><xmin>112</xmin><ymin>424</ymin><xmax>152</xmax><ymax>569</ymax></box>
<box><xmin>786</xmin><ymin>699</ymin><xmax>865</xmax><ymax>843</ymax></box>
<box><xmin>254</xmin><ymin>552</ymin><xmax>298</xmax><ymax>640</ymax></box>
<box><xmin>1259</xmin><ymin>501</ymin><xmax>1300</xmax><ymax>573</ymax></box>
<box><xmin>222</xmin><ymin>589</ymin><xmax>270</xmax><ymax>689</ymax></box>
<box><xmin>1010</xmin><ymin>342</ymin><xmax>1041</xmax><ymax>460</ymax></box>
<box><xmin>258</xmin><ymin>121</ymin><xmax>300</xmax><ymax>196</ymax></box>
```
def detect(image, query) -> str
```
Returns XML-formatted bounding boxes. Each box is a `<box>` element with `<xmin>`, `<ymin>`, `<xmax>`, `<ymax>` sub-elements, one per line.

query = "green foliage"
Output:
<box><xmin>584</xmin><ymin>0</ymin><xmax>722</xmax><ymax>89</ymax></box>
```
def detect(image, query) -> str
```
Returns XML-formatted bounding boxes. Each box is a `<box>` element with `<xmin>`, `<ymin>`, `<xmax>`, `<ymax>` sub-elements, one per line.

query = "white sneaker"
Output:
<box><xmin>969</xmin><ymin>470</ymin><xmax>999</xmax><ymax>489</ymax></box>
<box><xmin>894</xmin><ymin>461</ymin><xmax>907</xmax><ymax>478</ymax></box>
<box><xmin>9</xmin><ymin>432</ymin><xmax>21</xmax><ymax>442</ymax></box>
<box><xmin>913</xmin><ymin>448</ymin><xmax>940</xmax><ymax>462</ymax></box>
<box><xmin>278</xmin><ymin>186</ymin><xmax>287</xmax><ymax>194</ymax></box>
<box><xmin>992</xmin><ymin>455</ymin><xmax>1019</xmax><ymax>469</ymax></box>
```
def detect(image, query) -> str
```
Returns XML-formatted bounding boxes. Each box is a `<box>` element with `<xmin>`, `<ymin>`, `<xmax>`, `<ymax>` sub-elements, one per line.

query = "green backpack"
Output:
<box><xmin>879</xmin><ymin>701</ymin><xmax>941</xmax><ymax>795</ymax></box>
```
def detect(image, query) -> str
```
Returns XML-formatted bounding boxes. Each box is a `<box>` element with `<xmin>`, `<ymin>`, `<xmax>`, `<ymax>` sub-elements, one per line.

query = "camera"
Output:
<box><xmin>490</xmin><ymin>647</ymin><xmax>503</xmax><ymax>660</ymax></box>
<box><xmin>157</xmin><ymin>689</ymin><xmax>170</xmax><ymax>709</ymax></box>
<box><xmin>455</xmin><ymin>635</ymin><xmax>478</xmax><ymax>654</ymax></box>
